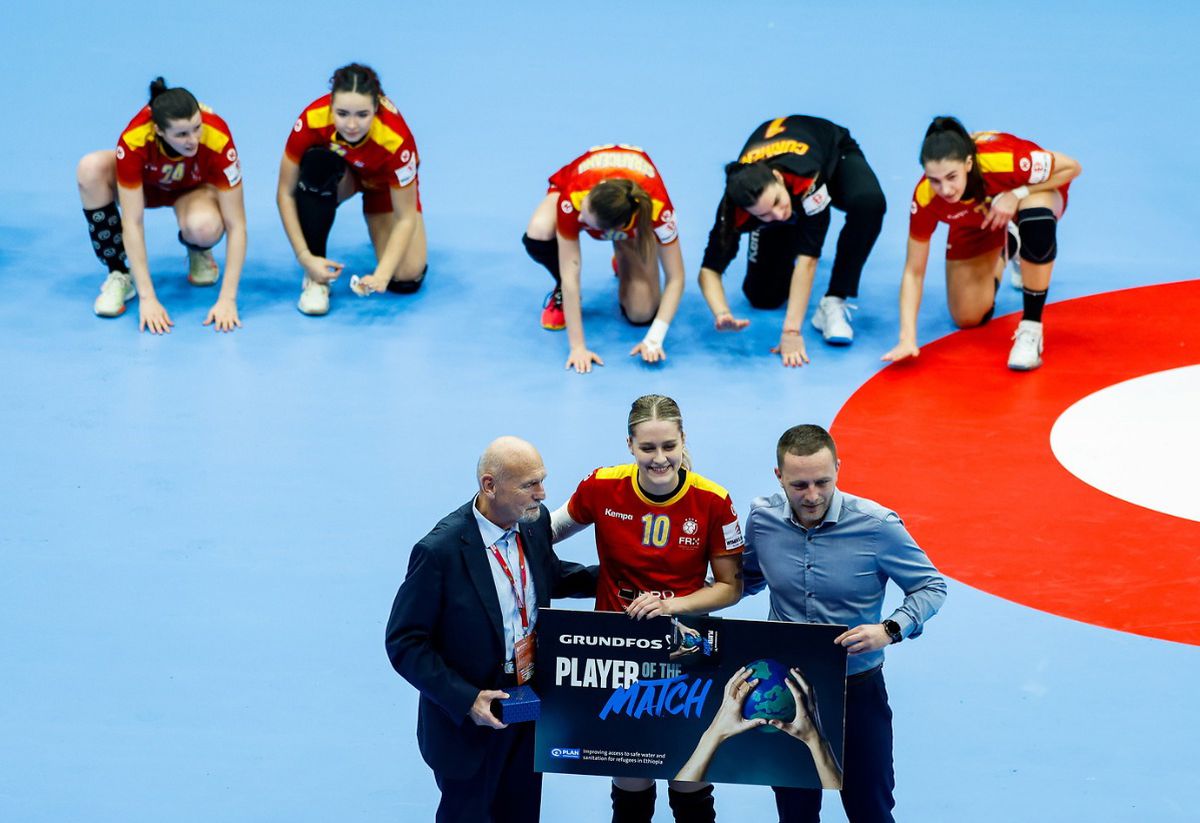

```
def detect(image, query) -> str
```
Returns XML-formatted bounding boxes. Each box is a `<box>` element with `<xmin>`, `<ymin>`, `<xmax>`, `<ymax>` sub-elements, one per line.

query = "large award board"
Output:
<box><xmin>534</xmin><ymin>608</ymin><xmax>848</xmax><ymax>789</ymax></box>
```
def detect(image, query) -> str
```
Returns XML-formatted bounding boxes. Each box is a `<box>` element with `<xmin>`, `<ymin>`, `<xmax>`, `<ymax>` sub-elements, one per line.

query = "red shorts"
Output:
<box><xmin>353</xmin><ymin>174</ymin><xmax>423</xmax><ymax>215</ymax></box>
<box><xmin>944</xmin><ymin>184</ymin><xmax>1071</xmax><ymax>261</ymax></box>
<box><xmin>142</xmin><ymin>185</ymin><xmax>193</xmax><ymax>209</ymax></box>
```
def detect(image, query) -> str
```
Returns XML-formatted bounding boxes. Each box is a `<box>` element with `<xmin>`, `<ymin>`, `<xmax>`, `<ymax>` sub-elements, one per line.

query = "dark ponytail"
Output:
<box><xmin>147</xmin><ymin>77</ymin><xmax>199</xmax><ymax>130</ymax></box>
<box><xmin>589</xmin><ymin>178</ymin><xmax>656</xmax><ymax>262</ymax></box>
<box><xmin>330</xmin><ymin>63</ymin><xmax>384</xmax><ymax>106</ymax></box>
<box><xmin>920</xmin><ymin>115</ymin><xmax>985</xmax><ymax>201</ymax></box>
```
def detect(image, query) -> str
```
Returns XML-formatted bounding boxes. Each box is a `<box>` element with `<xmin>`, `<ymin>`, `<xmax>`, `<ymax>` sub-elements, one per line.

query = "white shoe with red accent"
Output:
<box><xmin>94</xmin><ymin>271</ymin><xmax>136</xmax><ymax>317</ymax></box>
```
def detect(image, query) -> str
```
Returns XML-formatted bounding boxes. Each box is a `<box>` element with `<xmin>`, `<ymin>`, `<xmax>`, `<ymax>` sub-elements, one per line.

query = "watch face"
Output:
<box><xmin>883</xmin><ymin>620</ymin><xmax>901</xmax><ymax>639</ymax></box>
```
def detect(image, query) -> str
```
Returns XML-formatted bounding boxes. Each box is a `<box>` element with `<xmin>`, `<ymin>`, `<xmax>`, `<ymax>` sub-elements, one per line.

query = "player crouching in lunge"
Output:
<box><xmin>882</xmin><ymin>116</ymin><xmax>1081</xmax><ymax>370</ymax></box>
<box><xmin>77</xmin><ymin>78</ymin><xmax>247</xmax><ymax>333</ymax></box>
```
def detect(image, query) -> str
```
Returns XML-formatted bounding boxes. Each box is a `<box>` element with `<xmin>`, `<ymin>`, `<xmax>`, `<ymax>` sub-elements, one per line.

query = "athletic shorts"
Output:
<box><xmin>353</xmin><ymin>174</ymin><xmax>423</xmax><ymax>215</ymax></box>
<box><xmin>944</xmin><ymin>184</ymin><xmax>1071</xmax><ymax>261</ymax></box>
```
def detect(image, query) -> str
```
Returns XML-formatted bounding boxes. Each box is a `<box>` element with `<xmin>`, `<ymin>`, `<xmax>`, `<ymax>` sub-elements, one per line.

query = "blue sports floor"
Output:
<box><xmin>2</xmin><ymin>2</ymin><xmax>1198</xmax><ymax>820</ymax></box>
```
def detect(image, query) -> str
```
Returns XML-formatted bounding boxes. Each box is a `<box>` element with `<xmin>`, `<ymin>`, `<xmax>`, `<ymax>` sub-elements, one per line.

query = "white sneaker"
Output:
<box><xmin>93</xmin><ymin>271</ymin><xmax>136</xmax><ymax>317</ymax></box>
<box><xmin>298</xmin><ymin>277</ymin><xmax>330</xmax><ymax>316</ymax></box>
<box><xmin>811</xmin><ymin>295</ymin><xmax>855</xmax><ymax>344</ymax></box>
<box><xmin>1008</xmin><ymin>320</ymin><xmax>1044</xmax><ymax>371</ymax></box>
<box><xmin>187</xmin><ymin>248</ymin><xmax>220</xmax><ymax>286</ymax></box>
<box><xmin>1006</xmin><ymin>222</ymin><xmax>1023</xmax><ymax>289</ymax></box>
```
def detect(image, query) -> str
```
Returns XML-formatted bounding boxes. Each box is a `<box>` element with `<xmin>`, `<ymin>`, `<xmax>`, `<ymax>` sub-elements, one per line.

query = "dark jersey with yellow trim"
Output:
<box><xmin>701</xmin><ymin>115</ymin><xmax>851</xmax><ymax>273</ymax></box>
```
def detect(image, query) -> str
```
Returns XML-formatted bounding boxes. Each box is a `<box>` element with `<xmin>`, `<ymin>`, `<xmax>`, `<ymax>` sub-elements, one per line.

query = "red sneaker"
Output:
<box><xmin>541</xmin><ymin>288</ymin><xmax>565</xmax><ymax>330</ymax></box>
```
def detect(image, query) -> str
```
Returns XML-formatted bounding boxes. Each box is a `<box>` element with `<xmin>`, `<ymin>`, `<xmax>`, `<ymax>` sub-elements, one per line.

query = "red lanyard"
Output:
<box><xmin>488</xmin><ymin>532</ymin><xmax>530</xmax><ymax>631</ymax></box>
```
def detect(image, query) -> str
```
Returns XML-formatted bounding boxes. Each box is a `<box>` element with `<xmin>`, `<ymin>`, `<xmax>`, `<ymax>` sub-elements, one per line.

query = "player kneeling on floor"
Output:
<box><xmin>276</xmin><ymin>63</ymin><xmax>427</xmax><ymax>316</ymax></box>
<box><xmin>882</xmin><ymin>116</ymin><xmax>1081</xmax><ymax>371</ymax></box>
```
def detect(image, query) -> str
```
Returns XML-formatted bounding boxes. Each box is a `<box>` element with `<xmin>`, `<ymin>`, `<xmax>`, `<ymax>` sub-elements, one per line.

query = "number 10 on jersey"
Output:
<box><xmin>641</xmin><ymin>514</ymin><xmax>671</xmax><ymax>548</ymax></box>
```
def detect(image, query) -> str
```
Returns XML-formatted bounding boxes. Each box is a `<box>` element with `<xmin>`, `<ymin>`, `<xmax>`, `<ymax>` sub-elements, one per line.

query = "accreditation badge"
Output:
<box><xmin>514</xmin><ymin>631</ymin><xmax>537</xmax><ymax>684</ymax></box>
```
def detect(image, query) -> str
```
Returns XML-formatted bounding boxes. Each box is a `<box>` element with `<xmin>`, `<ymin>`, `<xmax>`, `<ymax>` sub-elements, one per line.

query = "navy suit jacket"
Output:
<box><xmin>385</xmin><ymin>500</ymin><xmax>596</xmax><ymax>776</ymax></box>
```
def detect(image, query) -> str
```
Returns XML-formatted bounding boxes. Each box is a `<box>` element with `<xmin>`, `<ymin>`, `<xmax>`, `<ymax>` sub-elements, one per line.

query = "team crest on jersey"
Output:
<box><xmin>400</xmin><ymin>149</ymin><xmax>411</xmax><ymax>163</ymax></box>
<box><xmin>116</xmin><ymin>146</ymin><xmax>125</xmax><ymax>160</ymax></box>
<box><xmin>910</xmin><ymin>200</ymin><xmax>918</xmax><ymax>215</ymax></box>
<box><xmin>1020</xmin><ymin>157</ymin><xmax>1031</xmax><ymax>172</ymax></box>
<box><xmin>561</xmin><ymin>199</ymin><xmax>574</xmax><ymax>214</ymax></box>
<box><xmin>293</xmin><ymin>118</ymin><xmax>303</xmax><ymax>133</ymax></box>
<box><xmin>682</xmin><ymin>518</ymin><xmax>699</xmax><ymax>535</ymax></box>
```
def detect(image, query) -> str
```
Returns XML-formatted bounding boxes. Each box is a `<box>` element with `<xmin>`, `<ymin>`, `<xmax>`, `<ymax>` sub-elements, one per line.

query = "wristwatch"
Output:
<box><xmin>882</xmin><ymin>619</ymin><xmax>903</xmax><ymax>645</ymax></box>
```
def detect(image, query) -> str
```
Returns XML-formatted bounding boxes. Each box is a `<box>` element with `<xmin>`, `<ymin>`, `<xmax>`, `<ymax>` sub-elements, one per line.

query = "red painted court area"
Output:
<box><xmin>832</xmin><ymin>281</ymin><xmax>1200</xmax><ymax>646</ymax></box>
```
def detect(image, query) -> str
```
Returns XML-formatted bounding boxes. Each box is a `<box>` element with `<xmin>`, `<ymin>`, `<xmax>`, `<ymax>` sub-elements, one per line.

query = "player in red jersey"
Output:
<box><xmin>882</xmin><ymin>117</ymin><xmax>1081</xmax><ymax>370</ymax></box>
<box><xmin>75</xmin><ymin>78</ymin><xmax>247</xmax><ymax>333</ymax></box>
<box><xmin>550</xmin><ymin>394</ymin><xmax>743</xmax><ymax>821</ymax></box>
<box><xmin>277</xmin><ymin>63</ymin><xmax>426</xmax><ymax>316</ymax></box>
<box><xmin>523</xmin><ymin>145</ymin><xmax>686</xmax><ymax>373</ymax></box>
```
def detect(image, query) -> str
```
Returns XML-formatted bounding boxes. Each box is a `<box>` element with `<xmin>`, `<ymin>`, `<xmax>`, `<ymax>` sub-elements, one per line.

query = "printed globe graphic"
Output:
<box><xmin>740</xmin><ymin>658</ymin><xmax>795</xmax><ymax>731</ymax></box>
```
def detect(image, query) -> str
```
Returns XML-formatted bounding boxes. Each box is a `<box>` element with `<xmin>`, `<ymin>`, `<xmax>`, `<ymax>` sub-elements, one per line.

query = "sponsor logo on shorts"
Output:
<box><xmin>550</xmin><ymin>747</ymin><xmax>581</xmax><ymax>759</ymax></box>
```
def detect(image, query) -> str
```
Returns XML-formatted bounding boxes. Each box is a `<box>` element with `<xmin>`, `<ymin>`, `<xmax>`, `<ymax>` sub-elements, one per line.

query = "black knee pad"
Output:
<box><xmin>298</xmin><ymin>147</ymin><xmax>347</xmax><ymax>197</ymax></box>
<box><xmin>1017</xmin><ymin>207</ymin><xmax>1057</xmax><ymax>264</ymax></box>
<box><xmin>522</xmin><ymin>233</ymin><xmax>560</xmax><ymax>280</ymax></box>
<box><xmin>386</xmin><ymin>264</ymin><xmax>428</xmax><ymax>294</ymax></box>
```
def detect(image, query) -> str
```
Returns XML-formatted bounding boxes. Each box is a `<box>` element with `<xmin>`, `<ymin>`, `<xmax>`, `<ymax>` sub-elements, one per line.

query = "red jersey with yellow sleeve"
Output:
<box><xmin>566</xmin><ymin>465</ymin><xmax>744</xmax><ymax>613</ymax></box>
<box><xmin>115</xmin><ymin>105</ymin><xmax>242</xmax><ymax>195</ymax></box>
<box><xmin>909</xmin><ymin>131</ymin><xmax>1066</xmax><ymax>242</ymax></box>
<box><xmin>549</xmin><ymin>145</ymin><xmax>679</xmax><ymax>245</ymax></box>
<box><xmin>285</xmin><ymin>94</ymin><xmax>419</xmax><ymax>191</ymax></box>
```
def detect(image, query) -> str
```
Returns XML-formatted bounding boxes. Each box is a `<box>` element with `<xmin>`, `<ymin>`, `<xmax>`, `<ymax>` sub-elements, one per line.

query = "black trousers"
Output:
<box><xmin>743</xmin><ymin>147</ymin><xmax>886</xmax><ymax>309</ymax></box>
<box><xmin>772</xmin><ymin>667</ymin><xmax>896</xmax><ymax>823</ymax></box>
<box><xmin>433</xmin><ymin>721</ymin><xmax>542</xmax><ymax>823</ymax></box>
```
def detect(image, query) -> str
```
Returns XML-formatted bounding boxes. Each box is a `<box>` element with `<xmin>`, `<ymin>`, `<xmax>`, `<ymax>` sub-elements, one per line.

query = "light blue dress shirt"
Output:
<box><xmin>743</xmin><ymin>489</ymin><xmax>947</xmax><ymax>675</ymax></box>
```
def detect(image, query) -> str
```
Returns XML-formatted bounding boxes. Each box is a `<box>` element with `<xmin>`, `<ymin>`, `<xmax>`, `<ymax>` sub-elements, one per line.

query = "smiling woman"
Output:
<box><xmin>75</xmin><ymin>77</ymin><xmax>248</xmax><ymax>333</ymax></box>
<box><xmin>547</xmin><ymin>393</ymin><xmax>746</xmax><ymax>821</ymax></box>
<box><xmin>882</xmin><ymin>115</ymin><xmax>1082</xmax><ymax>371</ymax></box>
<box><xmin>275</xmin><ymin>63</ymin><xmax>427</xmax><ymax>316</ymax></box>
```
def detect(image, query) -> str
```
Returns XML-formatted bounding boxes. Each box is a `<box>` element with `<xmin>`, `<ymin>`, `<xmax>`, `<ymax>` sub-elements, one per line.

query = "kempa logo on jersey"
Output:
<box><xmin>550</xmin><ymin>747</ymin><xmax>581</xmax><ymax>759</ymax></box>
<box><xmin>604</xmin><ymin>508</ymin><xmax>634</xmax><ymax>521</ymax></box>
<box><xmin>559</xmin><ymin>635</ymin><xmax>666</xmax><ymax>649</ymax></box>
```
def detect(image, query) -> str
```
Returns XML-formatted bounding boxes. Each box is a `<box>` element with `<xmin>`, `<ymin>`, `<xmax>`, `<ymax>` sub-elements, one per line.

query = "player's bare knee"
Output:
<box><xmin>76</xmin><ymin>152</ymin><xmax>112</xmax><ymax>191</ymax></box>
<box><xmin>182</xmin><ymin>214</ymin><xmax>225</xmax><ymax>248</ymax></box>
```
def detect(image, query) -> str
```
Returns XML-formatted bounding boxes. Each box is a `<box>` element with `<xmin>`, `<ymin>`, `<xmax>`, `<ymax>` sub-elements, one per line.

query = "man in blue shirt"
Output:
<box><xmin>743</xmin><ymin>424</ymin><xmax>946</xmax><ymax>823</ymax></box>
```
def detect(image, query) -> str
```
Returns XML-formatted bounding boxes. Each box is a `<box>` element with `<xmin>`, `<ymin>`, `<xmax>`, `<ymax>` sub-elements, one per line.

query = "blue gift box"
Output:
<box><xmin>494</xmin><ymin>685</ymin><xmax>541</xmax><ymax>723</ymax></box>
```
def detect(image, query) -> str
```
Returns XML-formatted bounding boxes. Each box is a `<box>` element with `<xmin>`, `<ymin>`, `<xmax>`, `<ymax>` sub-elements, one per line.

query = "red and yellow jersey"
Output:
<box><xmin>909</xmin><ymin>132</ymin><xmax>1059</xmax><ymax>240</ymax></box>
<box><xmin>567</xmin><ymin>465</ymin><xmax>744</xmax><ymax>613</ymax></box>
<box><xmin>284</xmin><ymin>94</ymin><xmax>419</xmax><ymax>189</ymax></box>
<box><xmin>549</xmin><ymin>145</ymin><xmax>678</xmax><ymax>245</ymax></box>
<box><xmin>115</xmin><ymin>105</ymin><xmax>242</xmax><ymax>194</ymax></box>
